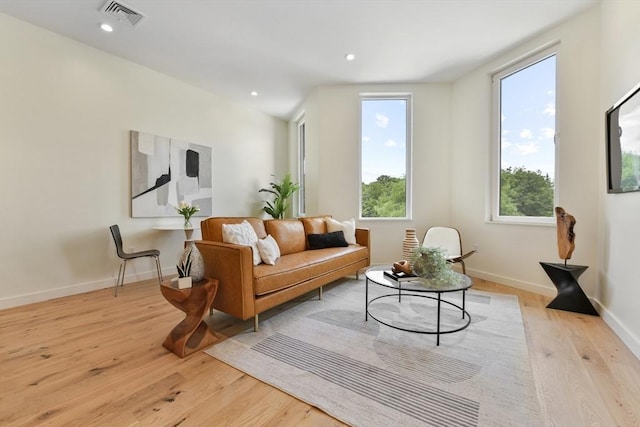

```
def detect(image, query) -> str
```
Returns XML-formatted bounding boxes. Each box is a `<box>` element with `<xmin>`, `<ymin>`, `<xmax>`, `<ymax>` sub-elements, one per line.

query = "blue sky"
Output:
<box><xmin>361</xmin><ymin>56</ymin><xmax>556</xmax><ymax>185</ymax></box>
<box><xmin>361</xmin><ymin>98</ymin><xmax>407</xmax><ymax>184</ymax></box>
<box><xmin>500</xmin><ymin>55</ymin><xmax>556</xmax><ymax>180</ymax></box>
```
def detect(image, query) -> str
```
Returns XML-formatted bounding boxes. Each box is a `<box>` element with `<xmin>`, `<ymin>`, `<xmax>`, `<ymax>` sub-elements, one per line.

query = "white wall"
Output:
<box><xmin>294</xmin><ymin>84</ymin><xmax>452</xmax><ymax>264</ymax></box>
<box><xmin>598</xmin><ymin>0</ymin><xmax>640</xmax><ymax>356</ymax></box>
<box><xmin>0</xmin><ymin>14</ymin><xmax>287</xmax><ymax>307</ymax></box>
<box><xmin>450</xmin><ymin>7</ymin><xmax>602</xmax><ymax>296</ymax></box>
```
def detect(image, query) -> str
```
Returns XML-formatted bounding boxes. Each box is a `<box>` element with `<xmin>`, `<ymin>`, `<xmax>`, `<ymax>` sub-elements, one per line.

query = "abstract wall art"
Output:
<box><xmin>130</xmin><ymin>130</ymin><xmax>212</xmax><ymax>217</ymax></box>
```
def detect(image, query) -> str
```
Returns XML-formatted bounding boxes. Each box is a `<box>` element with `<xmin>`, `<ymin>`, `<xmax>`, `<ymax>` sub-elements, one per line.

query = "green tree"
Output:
<box><xmin>361</xmin><ymin>175</ymin><xmax>406</xmax><ymax>217</ymax></box>
<box><xmin>500</xmin><ymin>167</ymin><xmax>554</xmax><ymax>217</ymax></box>
<box><xmin>621</xmin><ymin>152</ymin><xmax>640</xmax><ymax>191</ymax></box>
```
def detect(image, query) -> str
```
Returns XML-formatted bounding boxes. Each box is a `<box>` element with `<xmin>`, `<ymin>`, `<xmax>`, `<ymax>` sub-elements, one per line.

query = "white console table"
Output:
<box><xmin>153</xmin><ymin>224</ymin><xmax>201</xmax><ymax>240</ymax></box>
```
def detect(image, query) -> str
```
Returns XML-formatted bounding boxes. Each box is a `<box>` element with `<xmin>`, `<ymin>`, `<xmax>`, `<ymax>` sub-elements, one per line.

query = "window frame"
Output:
<box><xmin>359</xmin><ymin>93</ymin><xmax>413</xmax><ymax>221</ymax></box>
<box><xmin>490</xmin><ymin>44</ymin><xmax>559</xmax><ymax>225</ymax></box>
<box><xmin>296</xmin><ymin>114</ymin><xmax>306</xmax><ymax>216</ymax></box>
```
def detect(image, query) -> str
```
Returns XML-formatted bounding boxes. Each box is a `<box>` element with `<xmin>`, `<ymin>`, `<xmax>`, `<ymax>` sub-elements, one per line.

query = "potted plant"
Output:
<box><xmin>410</xmin><ymin>246</ymin><xmax>458</xmax><ymax>286</ymax></box>
<box><xmin>176</xmin><ymin>249</ymin><xmax>193</xmax><ymax>289</ymax></box>
<box><xmin>258</xmin><ymin>173</ymin><xmax>301</xmax><ymax>219</ymax></box>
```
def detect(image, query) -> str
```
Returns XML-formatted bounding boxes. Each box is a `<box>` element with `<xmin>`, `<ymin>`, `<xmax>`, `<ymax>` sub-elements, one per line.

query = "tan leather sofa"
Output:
<box><xmin>196</xmin><ymin>216</ymin><xmax>370</xmax><ymax>330</ymax></box>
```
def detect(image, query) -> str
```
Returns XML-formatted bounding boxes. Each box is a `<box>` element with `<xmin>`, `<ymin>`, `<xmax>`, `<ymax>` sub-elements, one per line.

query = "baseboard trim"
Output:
<box><xmin>591</xmin><ymin>298</ymin><xmax>640</xmax><ymax>359</ymax></box>
<box><xmin>464</xmin><ymin>267</ymin><xmax>557</xmax><ymax>297</ymax></box>
<box><xmin>0</xmin><ymin>267</ymin><xmax>177</xmax><ymax>310</ymax></box>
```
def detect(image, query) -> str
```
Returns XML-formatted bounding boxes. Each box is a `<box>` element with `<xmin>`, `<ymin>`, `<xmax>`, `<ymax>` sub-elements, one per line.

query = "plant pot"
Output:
<box><xmin>177</xmin><ymin>276</ymin><xmax>192</xmax><ymax>289</ymax></box>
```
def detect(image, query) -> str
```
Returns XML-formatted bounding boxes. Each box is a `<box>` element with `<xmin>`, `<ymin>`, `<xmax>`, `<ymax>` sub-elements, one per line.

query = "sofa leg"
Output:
<box><xmin>356</xmin><ymin>270</ymin><xmax>360</xmax><ymax>280</ymax></box>
<box><xmin>318</xmin><ymin>286</ymin><xmax>323</xmax><ymax>300</ymax></box>
<box><xmin>254</xmin><ymin>314</ymin><xmax>259</xmax><ymax>332</ymax></box>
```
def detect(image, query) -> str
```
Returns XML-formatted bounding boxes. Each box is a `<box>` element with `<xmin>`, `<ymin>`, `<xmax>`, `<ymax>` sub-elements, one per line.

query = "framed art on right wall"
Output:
<box><xmin>606</xmin><ymin>82</ymin><xmax>640</xmax><ymax>194</ymax></box>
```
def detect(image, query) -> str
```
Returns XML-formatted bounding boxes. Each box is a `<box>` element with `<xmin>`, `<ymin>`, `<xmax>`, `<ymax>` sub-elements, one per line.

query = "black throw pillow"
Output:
<box><xmin>307</xmin><ymin>231</ymin><xmax>349</xmax><ymax>249</ymax></box>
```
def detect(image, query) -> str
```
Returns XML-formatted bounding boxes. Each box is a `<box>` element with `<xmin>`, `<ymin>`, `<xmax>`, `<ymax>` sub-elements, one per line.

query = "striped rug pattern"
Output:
<box><xmin>252</xmin><ymin>333</ymin><xmax>479</xmax><ymax>427</ymax></box>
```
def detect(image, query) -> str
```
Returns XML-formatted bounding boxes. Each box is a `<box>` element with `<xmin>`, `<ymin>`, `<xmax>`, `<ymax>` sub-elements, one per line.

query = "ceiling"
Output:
<box><xmin>0</xmin><ymin>0</ymin><xmax>598</xmax><ymax>120</ymax></box>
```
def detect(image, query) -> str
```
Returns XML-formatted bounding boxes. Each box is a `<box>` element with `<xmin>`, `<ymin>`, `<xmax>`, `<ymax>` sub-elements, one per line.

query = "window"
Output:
<box><xmin>297</xmin><ymin>115</ymin><xmax>306</xmax><ymax>216</ymax></box>
<box><xmin>492</xmin><ymin>47</ymin><xmax>557</xmax><ymax>222</ymax></box>
<box><xmin>360</xmin><ymin>94</ymin><xmax>412</xmax><ymax>219</ymax></box>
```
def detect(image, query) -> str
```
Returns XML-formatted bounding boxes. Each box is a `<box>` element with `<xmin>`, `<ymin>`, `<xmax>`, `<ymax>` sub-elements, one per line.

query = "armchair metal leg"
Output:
<box><xmin>254</xmin><ymin>314</ymin><xmax>259</xmax><ymax>332</ymax></box>
<box><xmin>318</xmin><ymin>286</ymin><xmax>323</xmax><ymax>300</ymax></box>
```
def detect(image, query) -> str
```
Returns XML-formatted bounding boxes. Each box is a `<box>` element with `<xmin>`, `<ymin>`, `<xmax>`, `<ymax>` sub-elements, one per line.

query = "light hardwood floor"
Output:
<box><xmin>1</xmin><ymin>276</ymin><xmax>638</xmax><ymax>426</ymax></box>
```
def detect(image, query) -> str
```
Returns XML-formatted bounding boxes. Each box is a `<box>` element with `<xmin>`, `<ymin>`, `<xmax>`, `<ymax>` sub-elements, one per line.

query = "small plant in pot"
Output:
<box><xmin>259</xmin><ymin>173</ymin><xmax>301</xmax><ymax>219</ymax></box>
<box><xmin>410</xmin><ymin>246</ymin><xmax>459</xmax><ymax>286</ymax></box>
<box><xmin>176</xmin><ymin>249</ymin><xmax>192</xmax><ymax>289</ymax></box>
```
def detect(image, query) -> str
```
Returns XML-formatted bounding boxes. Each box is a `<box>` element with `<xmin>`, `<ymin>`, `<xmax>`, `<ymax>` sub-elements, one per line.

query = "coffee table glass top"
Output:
<box><xmin>365</xmin><ymin>265</ymin><xmax>472</xmax><ymax>293</ymax></box>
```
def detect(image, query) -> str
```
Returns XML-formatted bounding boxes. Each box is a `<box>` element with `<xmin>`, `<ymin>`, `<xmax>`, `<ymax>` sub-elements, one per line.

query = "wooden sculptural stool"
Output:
<box><xmin>160</xmin><ymin>278</ymin><xmax>219</xmax><ymax>357</ymax></box>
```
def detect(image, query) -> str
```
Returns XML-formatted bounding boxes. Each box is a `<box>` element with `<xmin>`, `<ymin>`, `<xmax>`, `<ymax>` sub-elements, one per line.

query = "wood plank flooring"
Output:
<box><xmin>1</xmin><ymin>276</ymin><xmax>638</xmax><ymax>426</ymax></box>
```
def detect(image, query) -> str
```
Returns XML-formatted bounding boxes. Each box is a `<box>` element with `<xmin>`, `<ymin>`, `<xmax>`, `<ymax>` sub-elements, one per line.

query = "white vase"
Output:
<box><xmin>402</xmin><ymin>228</ymin><xmax>419</xmax><ymax>261</ymax></box>
<box><xmin>179</xmin><ymin>240</ymin><xmax>205</xmax><ymax>282</ymax></box>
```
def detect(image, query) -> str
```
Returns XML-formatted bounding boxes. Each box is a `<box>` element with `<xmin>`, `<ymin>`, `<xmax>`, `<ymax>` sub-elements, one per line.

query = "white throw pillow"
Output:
<box><xmin>325</xmin><ymin>217</ymin><xmax>357</xmax><ymax>245</ymax></box>
<box><xmin>257</xmin><ymin>234</ymin><xmax>281</xmax><ymax>265</ymax></box>
<box><xmin>222</xmin><ymin>220</ymin><xmax>262</xmax><ymax>265</ymax></box>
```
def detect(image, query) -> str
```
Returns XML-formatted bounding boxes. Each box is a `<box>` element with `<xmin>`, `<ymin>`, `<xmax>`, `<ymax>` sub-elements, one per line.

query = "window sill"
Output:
<box><xmin>487</xmin><ymin>216</ymin><xmax>555</xmax><ymax>227</ymax></box>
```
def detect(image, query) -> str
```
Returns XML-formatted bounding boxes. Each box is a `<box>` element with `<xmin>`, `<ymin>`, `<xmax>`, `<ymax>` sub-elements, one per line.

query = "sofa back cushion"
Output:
<box><xmin>201</xmin><ymin>217</ymin><xmax>267</xmax><ymax>242</ymax></box>
<box><xmin>300</xmin><ymin>216</ymin><xmax>327</xmax><ymax>234</ymax></box>
<box><xmin>265</xmin><ymin>219</ymin><xmax>306</xmax><ymax>255</ymax></box>
<box><xmin>300</xmin><ymin>215</ymin><xmax>328</xmax><ymax>249</ymax></box>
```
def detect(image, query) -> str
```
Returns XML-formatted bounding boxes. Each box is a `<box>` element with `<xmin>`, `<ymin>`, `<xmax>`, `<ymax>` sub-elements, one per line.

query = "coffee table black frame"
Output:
<box><xmin>365</xmin><ymin>266</ymin><xmax>472</xmax><ymax>345</ymax></box>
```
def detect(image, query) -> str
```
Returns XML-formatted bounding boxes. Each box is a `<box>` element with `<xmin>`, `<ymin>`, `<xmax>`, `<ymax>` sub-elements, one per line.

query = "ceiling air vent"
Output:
<box><xmin>100</xmin><ymin>0</ymin><xmax>145</xmax><ymax>27</ymax></box>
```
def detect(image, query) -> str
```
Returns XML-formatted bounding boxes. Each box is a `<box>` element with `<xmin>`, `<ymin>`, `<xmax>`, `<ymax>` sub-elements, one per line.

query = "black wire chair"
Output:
<box><xmin>109</xmin><ymin>225</ymin><xmax>163</xmax><ymax>296</ymax></box>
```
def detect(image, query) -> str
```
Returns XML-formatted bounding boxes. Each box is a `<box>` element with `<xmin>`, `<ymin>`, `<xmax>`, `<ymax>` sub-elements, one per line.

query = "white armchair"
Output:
<box><xmin>421</xmin><ymin>226</ymin><xmax>476</xmax><ymax>274</ymax></box>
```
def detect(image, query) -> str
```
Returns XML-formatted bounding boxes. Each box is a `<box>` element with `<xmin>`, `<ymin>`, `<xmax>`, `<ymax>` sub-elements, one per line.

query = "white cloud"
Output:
<box><xmin>502</xmin><ymin>139</ymin><xmax>512</xmax><ymax>149</ymax></box>
<box><xmin>384</xmin><ymin>139</ymin><xmax>397</xmax><ymax>147</ymax></box>
<box><xmin>520</xmin><ymin>129</ymin><xmax>533</xmax><ymax>139</ymax></box>
<box><xmin>502</xmin><ymin>129</ymin><xmax>510</xmax><ymax>135</ymax></box>
<box><xmin>542</xmin><ymin>103</ymin><xmax>555</xmax><ymax>116</ymax></box>
<box><xmin>376</xmin><ymin>114</ymin><xmax>389</xmax><ymax>128</ymax></box>
<box><xmin>362</xmin><ymin>136</ymin><xmax>371</xmax><ymax>143</ymax></box>
<box><xmin>540</xmin><ymin>127</ymin><xmax>555</xmax><ymax>139</ymax></box>
<box><xmin>501</xmin><ymin>114</ymin><xmax>506</xmax><ymax>122</ymax></box>
<box><xmin>514</xmin><ymin>142</ymin><xmax>540</xmax><ymax>155</ymax></box>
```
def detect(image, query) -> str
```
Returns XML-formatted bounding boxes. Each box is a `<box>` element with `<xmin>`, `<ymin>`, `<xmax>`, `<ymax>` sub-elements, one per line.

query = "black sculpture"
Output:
<box><xmin>540</xmin><ymin>207</ymin><xmax>599</xmax><ymax>316</ymax></box>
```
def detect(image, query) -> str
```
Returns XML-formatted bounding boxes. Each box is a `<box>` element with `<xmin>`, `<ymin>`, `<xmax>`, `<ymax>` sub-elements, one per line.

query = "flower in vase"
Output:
<box><xmin>176</xmin><ymin>201</ymin><xmax>200</xmax><ymax>228</ymax></box>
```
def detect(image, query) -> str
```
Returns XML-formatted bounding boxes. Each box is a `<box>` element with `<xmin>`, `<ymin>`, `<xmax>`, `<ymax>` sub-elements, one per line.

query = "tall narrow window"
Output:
<box><xmin>493</xmin><ymin>48</ymin><xmax>557</xmax><ymax>221</ymax></box>
<box><xmin>360</xmin><ymin>94</ymin><xmax>412</xmax><ymax>219</ymax></box>
<box><xmin>297</xmin><ymin>116</ymin><xmax>306</xmax><ymax>216</ymax></box>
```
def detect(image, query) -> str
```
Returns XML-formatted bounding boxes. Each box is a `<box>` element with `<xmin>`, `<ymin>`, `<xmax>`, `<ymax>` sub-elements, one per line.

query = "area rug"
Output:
<box><xmin>205</xmin><ymin>278</ymin><xmax>542</xmax><ymax>427</ymax></box>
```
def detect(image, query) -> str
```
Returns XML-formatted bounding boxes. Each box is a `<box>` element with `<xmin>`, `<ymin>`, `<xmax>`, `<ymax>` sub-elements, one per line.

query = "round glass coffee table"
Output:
<box><xmin>365</xmin><ymin>265</ymin><xmax>472</xmax><ymax>345</ymax></box>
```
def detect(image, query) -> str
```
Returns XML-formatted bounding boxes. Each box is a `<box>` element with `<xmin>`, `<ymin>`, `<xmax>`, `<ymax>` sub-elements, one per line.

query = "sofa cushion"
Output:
<box><xmin>257</xmin><ymin>234</ymin><xmax>280</xmax><ymax>265</ymax></box>
<box><xmin>307</xmin><ymin>231</ymin><xmax>349</xmax><ymax>249</ymax></box>
<box><xmin>201</xmin><ymin>217</ymin><xmax>267</xmax><ymax>242</ymax></box>
<box><xmin>300</xmin><ymin>216</ymin><xmax>328</xmax><ymax>235</ymax></box>
<box><xmin>325</xmin><ymin>217</ymin><xmax>357</xmax><ymax>245</ymax></box>
<box><xmin>253</xmin><ymin>245</ymin><xmax>369</xmax><ymax>295</ymax></box>
<box><xmin>265</xmin><ymin>219</ymin><xmax>306</xmax><ymax>255</ymax></box>
<box><xmin>222</xmin><ymin>220</ymin><xmax>262</xmax><ymax>265</ymax></box>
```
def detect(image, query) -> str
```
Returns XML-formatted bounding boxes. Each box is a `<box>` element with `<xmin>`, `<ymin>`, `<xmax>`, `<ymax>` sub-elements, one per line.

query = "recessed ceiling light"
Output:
<box><xmin>345</xmin><ymin>53</ymin><xmax>355</xmax><ymax>61</ymax></box>
<box><xmin>250</xmin><ymin>91</ymin><xmax>258</xmax><ymax>97</ymax></box>
<box><xmin>100</xmin><ymin>23</ymin><xmax>113</xmax><ymax>32</ymax></box>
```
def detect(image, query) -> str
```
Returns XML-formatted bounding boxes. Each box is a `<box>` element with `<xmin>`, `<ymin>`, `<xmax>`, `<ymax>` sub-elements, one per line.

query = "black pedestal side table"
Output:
<box><xmin>540</xmin><ymin>262</ymin><xmax>599</xmax><ymax>316</ymax></box>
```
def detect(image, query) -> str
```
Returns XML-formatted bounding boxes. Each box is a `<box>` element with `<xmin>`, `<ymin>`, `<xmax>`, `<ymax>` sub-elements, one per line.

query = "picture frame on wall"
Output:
<box><xmin>130</xmin><ymin>130</ymin><xmax>213</xmax><ymax>217</ymax></box>
<box><xmin>606</xmin><ymin>83</ymin><xmax>640</xmax><ymax>194</ymax></box>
